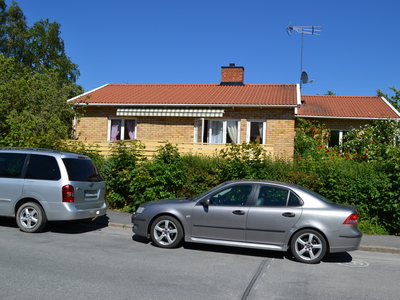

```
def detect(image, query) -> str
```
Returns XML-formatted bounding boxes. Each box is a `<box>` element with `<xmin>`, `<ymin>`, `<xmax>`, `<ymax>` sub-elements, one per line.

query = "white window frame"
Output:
<box><xmin>327</xmin><ymin>129</ymin><xmax>349</xmax><ymax>147</ymax></box>
<box><xmin>246</xmin><ymin>120</ymin><xmax>267</xmax><ymax>144</ymax></box>
<box><xmin>107</xmin><ymin>118</ymin><xmax>137</xmax><ymax>141</ymax></box>
<box><xmin>194</xmin><ymin>118</ymin><xmax>241</xmax><ymax>143</ymax></box>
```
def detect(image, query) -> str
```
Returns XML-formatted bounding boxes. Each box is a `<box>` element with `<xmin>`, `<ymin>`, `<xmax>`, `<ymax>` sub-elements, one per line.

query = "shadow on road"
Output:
<box><xmin>130</xmin><ymin>234</ymin><xmax>354</xmax><ymax>264</ymax></box>
<box><xmin>0</xmin><ymin>216</ymin><xmax>109</xmax><ymax>234</ymax></box>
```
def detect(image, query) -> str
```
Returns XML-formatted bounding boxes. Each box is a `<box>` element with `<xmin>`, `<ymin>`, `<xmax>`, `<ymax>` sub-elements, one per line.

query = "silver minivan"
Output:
<box><xmin>0</xmin><ymin>148</ymin><xmax>107</xmax><ymax>232</ymax></box>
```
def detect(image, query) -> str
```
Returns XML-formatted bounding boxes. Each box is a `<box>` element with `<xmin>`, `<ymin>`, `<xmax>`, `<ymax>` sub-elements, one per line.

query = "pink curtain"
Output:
<box><xmin>110</xmin><ymin>120</ymin><xmax>121</xmax><ymax>141</ymax></box>
<box><xmin>125</xmin><ymin>120</ymin><xmax>136</xmax><ymax>140</ymax></box>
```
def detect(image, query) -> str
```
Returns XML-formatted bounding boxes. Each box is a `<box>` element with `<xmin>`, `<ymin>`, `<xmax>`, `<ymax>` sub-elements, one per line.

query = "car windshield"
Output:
<box><xmin>62</xmin><ymin>158</ymin><xmax>103</xmax><ymax>182</ymax></box>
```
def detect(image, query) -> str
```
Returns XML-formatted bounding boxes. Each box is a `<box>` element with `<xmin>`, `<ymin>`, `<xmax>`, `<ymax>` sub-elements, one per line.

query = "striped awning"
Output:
<box><xmin>116</xmin><ymin>108</ymin><xmax>225</xmax><ymax>117</ymax></box>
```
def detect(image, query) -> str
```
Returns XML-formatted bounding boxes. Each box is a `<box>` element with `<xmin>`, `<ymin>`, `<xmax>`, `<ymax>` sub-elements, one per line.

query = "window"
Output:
<box><xmin>247</xmin><ymin>120</ymin><xmax>266</xmax><ymax>144</ymax></box>
<box><xmin>108</xmin><ymin>119</ymin><xmax>136</xmax><ymax>141</ymax></box>
<box><xmin>288</xmin><ymin>192</ymin><xmax>302</xmax><ymax>206</ymax></box>
<box><xmin>209</xmin><ymin>185</ymin><xmax>253</xmax><ymax>206</ymax></box>
<box><xmin>255</xmin><ymin>186</ymin><xmax>289</xmax><ymax>207</ymax></box>
<box><xmin>195</xmin><ymin>119</ymin><xmax>240</xmax><ymax>143</ymax></box>
<box><xmin>62</xmin><ymin>158</ymin><xmax>103</xmax><ymax>182</ymax></box>
<box><xmin>0</xmin><ymin>153</ymin><xmax>27</xmax><ymax>178</ymax></box>
<box><xmin>25</xmin><ymin>155</ymin><xmax>61</xmax><ymax>180</ymax></box>
<box><xmin>328</xmin><ymin>130</ymin><xmax>349</xmax><ymax>148</ymax></box>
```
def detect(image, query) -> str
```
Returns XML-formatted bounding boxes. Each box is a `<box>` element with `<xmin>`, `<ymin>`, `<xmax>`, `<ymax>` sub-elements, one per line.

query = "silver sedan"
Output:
<box><xmin>132</xmin><ymin>180</ymin><xmax>362</xmax><ymax>264</ymax></box>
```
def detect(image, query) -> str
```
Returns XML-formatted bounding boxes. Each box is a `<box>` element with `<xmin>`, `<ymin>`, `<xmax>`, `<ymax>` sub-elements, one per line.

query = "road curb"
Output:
<box><xmin>108</xmin><ymin>222</ymin><xmax>133</xmax><ymax>229</ymax></box>
<box><xmin>359</xmin><ymin>245</ymin><xmax>400</xmax><ymax>255</ymax></box>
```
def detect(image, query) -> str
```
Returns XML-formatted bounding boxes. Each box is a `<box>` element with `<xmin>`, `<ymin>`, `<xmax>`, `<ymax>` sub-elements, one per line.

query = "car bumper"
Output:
<box><xmin>42</xmin><ymin>201</ymin><xmax>108</xmax><ymax>221</ymax></box>
<box><xmin>132</xmin><ymin>213</ymin><xmax>150</xmax><ymax>238</ymax></box>
<box><xmin>328</xmin><ymin>226</ymin><xmax>363</xmax><ymax>253</ymax></box>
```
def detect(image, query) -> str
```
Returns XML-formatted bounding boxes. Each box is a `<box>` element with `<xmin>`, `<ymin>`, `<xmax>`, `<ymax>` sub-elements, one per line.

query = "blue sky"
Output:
<box><xmin>8</xmin><ymin>0</ymin><xmax>400</xmax><ymax>97</ymax></box>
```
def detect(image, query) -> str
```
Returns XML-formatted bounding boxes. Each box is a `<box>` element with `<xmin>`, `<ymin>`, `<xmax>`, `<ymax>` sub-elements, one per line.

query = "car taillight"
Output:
<box><xmin>343</xmin><ymin>213</ymin><xmax>358</xmax><ymax>225</ymax></box>
<box><xmin>62</xmin><ymin>185</ymin><xmax>75</xmax><ymax>203</ymax></box>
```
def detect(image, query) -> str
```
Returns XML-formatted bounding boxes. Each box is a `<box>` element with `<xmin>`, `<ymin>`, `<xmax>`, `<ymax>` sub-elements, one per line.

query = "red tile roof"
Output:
<box><xmin>70</xmin><ymin>83</ymin><xmax>299</xmax><ymax>106</ymax></box>
<box><xmin>297</xmin><ymin>95</ymin><xmax>400</xmax><ymax>119</ymax></box>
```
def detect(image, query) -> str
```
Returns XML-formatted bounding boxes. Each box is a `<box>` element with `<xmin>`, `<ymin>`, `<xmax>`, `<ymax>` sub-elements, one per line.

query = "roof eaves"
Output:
<box><xmin>67</xmin><ymin>84</ymin><xmax>109</xmax><ymax>103</ymax></box>
<box><xmin>78</xmin><ymin>103</ymin><xmax>299</xmax><ymax>108</ymax></box>
<box><xmin>380</xmin><ymin>96</ymin><xmax>400</xmax><ymax>117</ymax></box>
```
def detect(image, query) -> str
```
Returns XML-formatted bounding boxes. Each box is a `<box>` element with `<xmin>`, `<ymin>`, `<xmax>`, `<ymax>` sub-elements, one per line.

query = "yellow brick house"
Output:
<box><xmin>68</xmin><ymin>64</ymin><xmax>400</xmax><ymax>156</ymax></box>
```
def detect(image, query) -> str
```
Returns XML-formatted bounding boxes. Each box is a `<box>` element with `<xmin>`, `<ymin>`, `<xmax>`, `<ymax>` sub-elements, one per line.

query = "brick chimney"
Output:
<box><xmin>220</xmin><ymin>63</ymin><xmax>244</xmax><ymax>86</ymax></box>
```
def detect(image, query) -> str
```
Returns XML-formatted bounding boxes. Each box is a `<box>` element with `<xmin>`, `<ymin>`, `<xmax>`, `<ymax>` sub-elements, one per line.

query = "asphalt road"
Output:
<box><xmin>1</xmin><ymin>220</ymin><xmax>399</xmax><ymax>300</ymax></box>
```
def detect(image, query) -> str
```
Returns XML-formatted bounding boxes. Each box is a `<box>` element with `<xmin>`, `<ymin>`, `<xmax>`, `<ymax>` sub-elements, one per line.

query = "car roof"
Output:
<box><xmin>0</xmin><ymin>147</ymin><xmax>88</xmax><ymax>158</ymax></box>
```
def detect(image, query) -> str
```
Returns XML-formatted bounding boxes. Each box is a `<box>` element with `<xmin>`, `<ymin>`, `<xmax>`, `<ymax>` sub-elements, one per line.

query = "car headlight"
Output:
<box><xmin>136</xmin><ymin>207</ymin><xmax>145</xmax><ymax>214</ymax></box>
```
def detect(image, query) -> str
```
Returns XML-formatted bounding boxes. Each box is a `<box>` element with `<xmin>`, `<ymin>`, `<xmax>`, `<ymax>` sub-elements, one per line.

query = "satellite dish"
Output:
<box><xmin>301</xmin><ymin>71</ymin><xmax>309</xmax><ymax>84</ymax></box>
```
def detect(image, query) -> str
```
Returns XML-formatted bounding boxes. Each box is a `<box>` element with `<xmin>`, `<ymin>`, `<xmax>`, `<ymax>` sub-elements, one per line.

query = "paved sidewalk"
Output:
<box><xmin>95</xmin><ymin>210</ymin><xmax>400</xmax><ymax>254</ymax></box>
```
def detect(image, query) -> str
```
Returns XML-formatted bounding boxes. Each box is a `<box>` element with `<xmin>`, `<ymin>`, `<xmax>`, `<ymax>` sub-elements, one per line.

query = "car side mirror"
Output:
<box><xmin>200</xmin><ymin>198</ymin><xmax>210</xmax><ymax>206</ymax></box>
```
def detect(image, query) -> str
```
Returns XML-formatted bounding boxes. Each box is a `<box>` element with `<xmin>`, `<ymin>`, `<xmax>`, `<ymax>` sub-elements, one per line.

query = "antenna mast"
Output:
<box><xmin>286</xmin><ymin>22</ymin><xmax>321</xmax><ymax>89</ymax></box>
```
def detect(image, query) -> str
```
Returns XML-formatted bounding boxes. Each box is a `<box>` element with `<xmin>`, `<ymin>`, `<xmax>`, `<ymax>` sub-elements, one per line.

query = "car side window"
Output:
<box><xmin>255</xmin><ymin>186</ymin><xmax>289</xmax><ymax>207</ymax></box>
<box><xmin>288</xmin><ymin>192</ymin><xmax>302</xmax><ymax>206</ymax></box>
<box><xmin>0</xmin><ymin>153</ymin><xmax>27</xmax><ymax>178</ymax></box>
<box><xmin>25</xmin><ymin>154</ymin><xmax>61</xmax><ymax>180</ymax></box>
<box><xmin>209</xmin><ymin>185</ymin><xmax>253</xmax><ymax>206</ymax></box>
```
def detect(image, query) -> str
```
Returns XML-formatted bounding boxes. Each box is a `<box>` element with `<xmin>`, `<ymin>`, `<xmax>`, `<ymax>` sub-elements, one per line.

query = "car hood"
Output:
<box><xmin>145</xmin><ymin>197</ymin><xmax>193</xmax><ymax>206</ymax></box>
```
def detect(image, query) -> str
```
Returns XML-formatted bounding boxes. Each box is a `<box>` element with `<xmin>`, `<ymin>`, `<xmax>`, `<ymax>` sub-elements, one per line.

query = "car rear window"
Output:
<box><xmin>62</xmin><ymin>158</ymin><xmax>103</xmax><ymax>182</ymax></box>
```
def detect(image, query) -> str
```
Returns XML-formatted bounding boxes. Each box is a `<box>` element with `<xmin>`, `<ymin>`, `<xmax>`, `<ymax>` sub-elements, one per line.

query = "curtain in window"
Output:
<box><xmin>125</xmin><ymin>120</ymin><xmax>136</xmax><ymax>140</ymax></box>
<box><xmin>110</xmin><ymin>120</ymin><xmax>121</xmax><ymax>141</ymax></box>
<box><xmin>258</xmin><ymin>122</ymin><xmax>263</xmax><ymax>143</ymax></box>
<box><xmin>249</xmin><ymin>122</ymin><xmax>264</xmax><ymax>143</ymax></box>
<box><xmin>211</xmin><ymin>121</ymin><xmax>223</xmax><ymax>143</ymax></box>
<box><xmin>227</xmin><ymin>121</ymin><xmax>238</xmax><ymax>143</ymax></box>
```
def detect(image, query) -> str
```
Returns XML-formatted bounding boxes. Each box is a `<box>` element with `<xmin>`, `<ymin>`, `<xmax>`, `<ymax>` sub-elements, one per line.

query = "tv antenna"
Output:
<box><xmin>286</xmin><ymin>22</ymin><xmax>321</xmax><ymax>89</ymax></box>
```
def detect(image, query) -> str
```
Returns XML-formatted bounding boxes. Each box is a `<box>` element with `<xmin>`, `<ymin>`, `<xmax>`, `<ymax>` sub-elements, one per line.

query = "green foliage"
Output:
<box><xmin>0</xmin><ymin>54</ymin><xmax>82</xmax><ymax>148</ymax></box>
<box><xmin>180</xmin><ymin>153</ymin><xmax>222</xmax><ymax>196</ymax></box>
<box><xmin>219</xmin><ymin>142</ymin><xmax>267</xmax><ymax>181</ymax></box>
<box><xmin>377</xmin><ymin>86</ymin><xmax>400</xmax><ymax>111</ymax></box>
<box><xmin>102</xmin><ymin>140</ymin><xmax>147</xmax><ymax>210</ymax></box>
<box><xmin>342</xmin><ymin>119</ymin><xmax>400</xmax><ymax>161</ymax></box>
<box><xmin>0</xmin><ymin>0</ymin><xmax>81</xmax><ymax>87</ymax></box>
<box><xmin>294</xmin><ymin>118</ymin><xmax>330</xmax><ymax>158</ymax></box>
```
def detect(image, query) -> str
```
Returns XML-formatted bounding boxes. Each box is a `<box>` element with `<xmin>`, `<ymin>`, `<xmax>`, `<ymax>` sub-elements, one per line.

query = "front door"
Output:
<box><xmin>191</xmin><ymin>184</ymin><xmax>254</xmax><ymax>242</ymax></box>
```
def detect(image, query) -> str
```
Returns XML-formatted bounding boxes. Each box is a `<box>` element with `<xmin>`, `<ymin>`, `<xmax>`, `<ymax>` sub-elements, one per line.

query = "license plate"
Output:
<box><xmin>84</xmin><ymin>190</ymin><xmax>98</xmax><ymax>198</ymax></box>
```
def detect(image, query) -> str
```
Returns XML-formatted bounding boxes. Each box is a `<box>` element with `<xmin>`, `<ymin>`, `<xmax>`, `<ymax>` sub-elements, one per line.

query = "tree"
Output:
<box><xmin>324</xmin><ymin>90</ymin><xmax>336</xmax><ymax>95</ymax></box>
<box><xmin>0</xmin><ymin>0</ymin><xmax>81</xmax><ymax>92</ymax></box>
<box><xmin>377</xmin><ymin>86</ymin><xmax>400</xmax><ymax>111</ymax></box>
<box><xmin>0</xmin><ymin>0</ymin><xmax>28</xmax><ymax>62</ymax></box>
<box><xmin>0</xmin><ymin>54</ymin><xmax>84</xmax><ymax>147</ymax></box>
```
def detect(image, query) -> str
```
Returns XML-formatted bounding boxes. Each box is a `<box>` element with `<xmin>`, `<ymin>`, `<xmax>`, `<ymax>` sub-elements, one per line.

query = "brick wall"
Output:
<box><xmin>75</xmin><ymin>106</ymin><xmax>295</xmax><ymax>156</ymax></box>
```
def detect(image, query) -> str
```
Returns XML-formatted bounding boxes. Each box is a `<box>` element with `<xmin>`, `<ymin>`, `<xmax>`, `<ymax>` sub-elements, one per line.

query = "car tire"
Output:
<box><xmin>290</xmin><ymin>229</ymin><xmax>327</xmax><ymax>264</ymax></box>
<box><xmin>150</xmin><ymin>216</ymin><xmax>183</xmax><ymax>248</ymax></box>
<box><xmin>16</xmin><ymin>202</ymin><xmax>47</xmax><ymax>233</ymax></box>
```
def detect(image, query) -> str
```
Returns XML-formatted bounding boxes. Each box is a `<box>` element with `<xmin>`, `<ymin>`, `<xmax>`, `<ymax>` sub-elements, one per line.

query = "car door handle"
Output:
<box><xmin>232</xmin><ymin>210</ymin><xmax>245</xmax><ymax>215</ymax></box>
<box><xmin>282</xmin><ymin>212</ymin><xmax>296</xmax><ymax>218</ymax></box>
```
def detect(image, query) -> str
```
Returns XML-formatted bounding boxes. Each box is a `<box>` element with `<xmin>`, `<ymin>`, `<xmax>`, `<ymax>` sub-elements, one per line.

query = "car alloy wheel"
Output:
<box><xmin>150</xmin><ymin>216</ymin><xmax>183</xmax><ymax>248</ymax></box>
<box><xmin>291</xmin><ymin>229</ymin><xmax>327</xmax><ymax>264</ymax></box>
<box><xmin>16</xmin><ymin>202</ymin><xmax>47</xmax><ymax>233</ymax></box>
